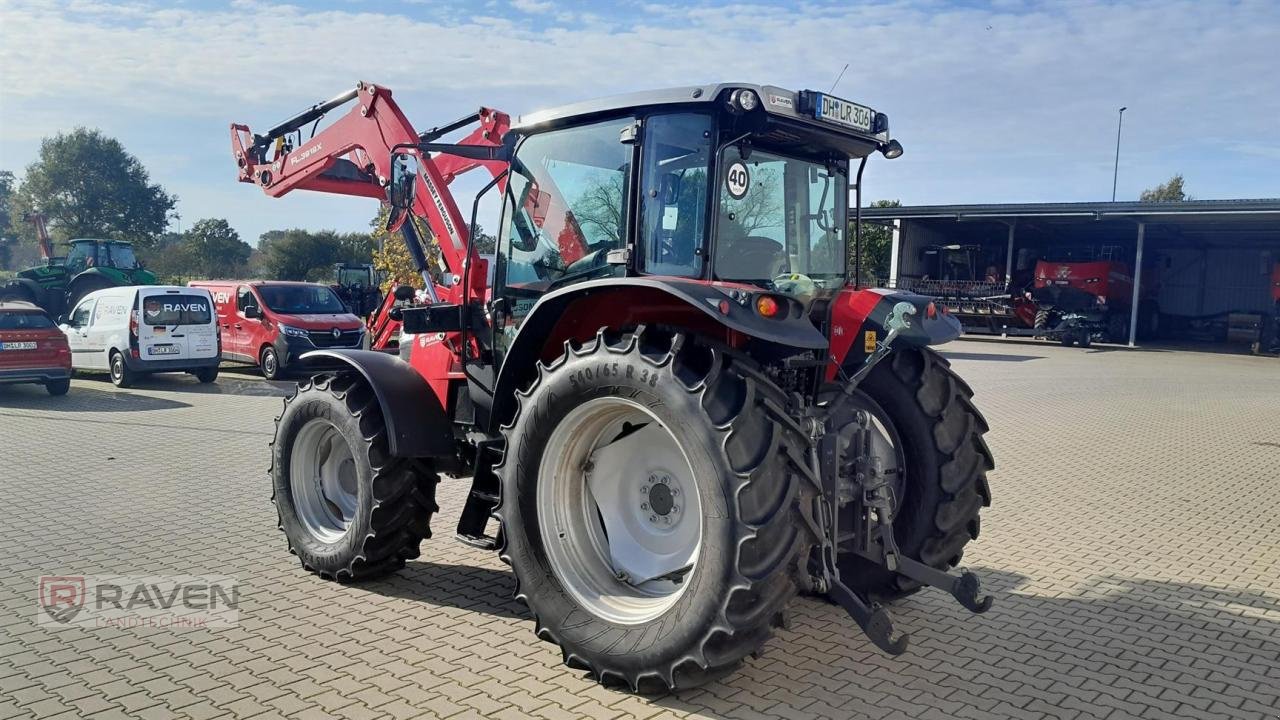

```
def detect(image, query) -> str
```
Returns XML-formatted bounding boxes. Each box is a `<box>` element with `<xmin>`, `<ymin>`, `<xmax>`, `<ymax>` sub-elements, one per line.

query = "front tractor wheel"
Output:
<box><xmin>836</xmin><ymin>348</ymin><xmax>994</xmax><ymax>601</ymax></box>
<box><xmin>270</xmin><ymin>373</ymin><xmax>439</xmax><ymax>582</ymax></box>
<box><xmin>497</xmin><ymin>329</ymin><xmax>814</xmax><ymax>692</ymax></box>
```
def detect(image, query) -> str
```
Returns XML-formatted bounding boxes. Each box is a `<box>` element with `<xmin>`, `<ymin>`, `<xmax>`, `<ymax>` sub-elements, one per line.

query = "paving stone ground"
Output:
<box><xmin>1</xmin><ymin>339</ymin><xmax>1277</xmax><ymax>720</ymax></box>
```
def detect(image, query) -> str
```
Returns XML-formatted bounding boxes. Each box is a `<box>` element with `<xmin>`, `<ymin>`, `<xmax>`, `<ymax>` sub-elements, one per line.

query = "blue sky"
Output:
<box><xmin>1</xmin><ymin>0</ymin><xmax>1277</xmax><ymax>246</ymax></box>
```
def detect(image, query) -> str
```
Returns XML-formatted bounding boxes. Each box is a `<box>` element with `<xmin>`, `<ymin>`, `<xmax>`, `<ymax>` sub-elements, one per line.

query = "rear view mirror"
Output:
<box><xmin>243</xmin><ymin>306</ymin><xmax>260</xmax><ymax>319</ymax></box>
<box><xmin>57</xmin><ymin>315</ymin><xmax>68</xmax><ymax>325</ymax></box>
<box><xmin>389</xmin><ymin>151</ymin><xmax>419</xmax><ymax>211</ymax></box>
<box><xmin>660</xmin><ymin>173</ymin><xmax>682</xmax><ymax>206</ymax></box>
<box><xmin>387</xmin><ymin>150</ymin><xmax>420</xmax><ymax>233</ymax></box>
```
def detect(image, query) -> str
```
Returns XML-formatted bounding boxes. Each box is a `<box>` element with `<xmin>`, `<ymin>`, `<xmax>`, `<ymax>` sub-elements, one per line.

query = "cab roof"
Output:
<box><xmin>512</xmin><ymin>82</ymin><xmax>891</xmax><ymax>157</ymax></box>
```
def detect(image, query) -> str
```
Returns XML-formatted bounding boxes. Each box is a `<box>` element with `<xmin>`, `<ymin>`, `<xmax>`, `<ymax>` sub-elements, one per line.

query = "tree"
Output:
<box><xmin>0</xmin><ymin>170</ymin><xmax>14</xmax><ymax>269</ymax></box>
<box><xmin>262</xmin><ymin>227</ymin><xmax>375</xmax><ymax>281</ymax></box>
<box><xmin>184</xmin><ymin>218</ymin><xmax>252</xmax><ymax>278</ymax></box>
<box><xmin>371</xmin><ymin>206</ymin><xmax>436</xmax><ymax>292</ymax></box>
<box><xmin>850</xmin><ymin>199</ymin><xmax>900</xmax><ymax>283</ymax></box>
<box><xmin>10</xmin><ymin>128</ymin><xmax>176</xmax><ymax>252</ymax></box>
<box><xmin>1140</xmin><ymin>174</ymin><xmax>1192</xmax><ymax>202</ymax></box>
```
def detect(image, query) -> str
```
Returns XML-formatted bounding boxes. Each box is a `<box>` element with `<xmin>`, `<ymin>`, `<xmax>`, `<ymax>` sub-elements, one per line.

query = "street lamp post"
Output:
<box><xmin>1111</xmin><ymin>106</ymin><xmax>1127</xmax><ymax>202</ymax></box>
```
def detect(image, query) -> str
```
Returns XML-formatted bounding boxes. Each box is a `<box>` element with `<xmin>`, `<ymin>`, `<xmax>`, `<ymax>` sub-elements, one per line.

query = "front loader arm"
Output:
<box><xmin>230</xmin><ymin>81</ymin><xmax>510</xmax><ymax>303</ymax></box>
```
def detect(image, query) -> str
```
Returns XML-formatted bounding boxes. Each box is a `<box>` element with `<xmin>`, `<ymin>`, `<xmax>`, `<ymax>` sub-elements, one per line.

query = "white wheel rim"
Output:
<box><xmin>290</xmin><ymin>418</ymin><xmax>359</xmax><ymax>543</ymax></box>
<box><xmin>536</xmin><ymin>397</ymin><xmax>701</xmax><ymax>625</ymax></box>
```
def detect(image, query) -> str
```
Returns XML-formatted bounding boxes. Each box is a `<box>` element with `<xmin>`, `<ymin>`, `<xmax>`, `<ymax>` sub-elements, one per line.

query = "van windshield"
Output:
<box><xmin>258</xmin><ymin>285</ymin><xmax>347</xmax><ymax>315</ymax></box>
<box><xmin>141</xmin><ymin>294</ymin><xmax>212</xmax><ymax>326</ymax></box>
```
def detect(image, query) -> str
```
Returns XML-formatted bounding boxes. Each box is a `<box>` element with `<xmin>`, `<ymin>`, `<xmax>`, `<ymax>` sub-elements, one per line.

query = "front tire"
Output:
<box><xmin>836</xmin><ymin>348</ymin><xmax>993</xmax><ymax>601</ymax></box>
<box><xmin>496</xmin><ymin>328</ymin><xmax>814</xmax><ymax>692</ymax></box>
<box><xmin>260</xmin><ymin>346</ymin><xmax>283</xmax><ymax>380</ymax></box>
<box><xmin>270</xmin><ymin>373</ymin><xmax>439</xmax><ymax>581</ymax></box>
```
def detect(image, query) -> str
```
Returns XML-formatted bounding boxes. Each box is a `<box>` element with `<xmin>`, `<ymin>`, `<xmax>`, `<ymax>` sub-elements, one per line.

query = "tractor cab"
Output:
<box><xmin>391</xmin><ymin>85</ymin><xmax>902</xmax><ymax>310</ymax></box>
<box><xmin>63</xmin><ymin>239</ymin><xmax>143</xmax><ymax>274</ymax></box>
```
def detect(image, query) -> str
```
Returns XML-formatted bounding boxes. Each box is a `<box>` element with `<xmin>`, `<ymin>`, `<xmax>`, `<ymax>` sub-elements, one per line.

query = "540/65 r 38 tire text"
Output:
<box><xmin>496</xmin><ymin>328</ymin><xmax>816</xmax><ymax>692</ymax></box>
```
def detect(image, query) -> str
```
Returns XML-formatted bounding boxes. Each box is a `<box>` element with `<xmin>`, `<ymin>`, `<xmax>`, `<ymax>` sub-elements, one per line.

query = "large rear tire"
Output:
<box><xmin>270</xmin><ymin>373</ymin><xmax>439</xmax><ymax>582</ymax></box>
<box><xmin>837</xmin><ymin>348</ymin><xmax>993</xmax><ymax>601</ymax></box>
<box><xmin>496</xmin><ymin>328</ymin><xmax>815</xmax><ymax>692</ymax></box>
<box><xmin>67</xmin><ymin>276</ymin><xmax>112</xmax><ymax>311</ymax></box>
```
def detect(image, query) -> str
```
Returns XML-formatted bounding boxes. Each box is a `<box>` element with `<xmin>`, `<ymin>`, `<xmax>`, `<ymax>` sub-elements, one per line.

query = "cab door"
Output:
<box><xmin>230</xmin><ymin>286</ymin><xmax>262</xmax><ymax>361</ymax></box>
<box><xmin>61</xmin><ymin>298</ymin><xmax>98</xmax><ymax>369</ymax></box>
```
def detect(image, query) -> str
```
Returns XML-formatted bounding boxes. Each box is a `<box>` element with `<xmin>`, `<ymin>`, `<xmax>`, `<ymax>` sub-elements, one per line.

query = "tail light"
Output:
<box><xmin>129</xmin><ymin>308</ymin><xmax>140</xmax><ymax>359</ymax></box>
<box><xmin>755</xmin><ymin>295</ymin><xmax>781</xmax><ymax>318</ymax></box>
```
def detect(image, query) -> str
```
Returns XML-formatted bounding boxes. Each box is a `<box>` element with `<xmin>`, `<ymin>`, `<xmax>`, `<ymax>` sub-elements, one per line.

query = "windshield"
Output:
<box><xmin>0</xmin><ymin>311</ymin><xmax>55</xmax><ymax>330</ymax></box>
<box><xmin>109</xmin><ymin>243</ymin><xmax>139</xmax><ymax>269</ymax></box>
<box><xmin>713</xmin><ymin>146</ymin><xmax>845</xmax><ymax>292</ymax></box>
<box><xmin>258</xmin><ymin>285</ymin><xmax>347</xmax><ymax>314</ymax></box>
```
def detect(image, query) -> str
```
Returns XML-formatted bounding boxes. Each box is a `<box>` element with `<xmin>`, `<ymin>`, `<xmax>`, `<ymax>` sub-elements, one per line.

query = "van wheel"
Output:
<box><xmin>109</xmin><ymin>351</ymin><xmax>135</xmax><ymax>388</ymax></box>
<box><xmin>194</xmin><ymin>366</ymin><xmax>219</xmax><ymax>384</ymax></box>
<box><xmin>260</xmin><ymin>346</ymin><xmax>283</xmax><ymax>380</ymax></box>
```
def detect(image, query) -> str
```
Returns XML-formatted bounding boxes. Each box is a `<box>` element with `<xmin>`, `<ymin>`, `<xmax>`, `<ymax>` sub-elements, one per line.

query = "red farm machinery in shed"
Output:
<box><xmin>231</xmin><ymin>81</ymin><xmax>994</xmax><ymax>690</ymax></box>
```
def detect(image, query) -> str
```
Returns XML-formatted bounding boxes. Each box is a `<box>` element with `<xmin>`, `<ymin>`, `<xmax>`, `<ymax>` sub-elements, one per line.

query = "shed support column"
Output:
<box><xmin>1005</xmin><ymin>222</ymin><xmax>1016</xmax><ymax>285</ymax></box>
<box><xmin>1128</xmin><ymin>222</ymin><xmax>1145</xmax><ymax>347</ymax></box>
<box><xmin>888</xmin><ymin>219</ymin><xmax>901</xmax><ymax>289</ymax></box>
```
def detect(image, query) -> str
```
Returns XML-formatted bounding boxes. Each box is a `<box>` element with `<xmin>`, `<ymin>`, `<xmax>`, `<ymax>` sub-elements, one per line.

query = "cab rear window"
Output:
<box><xmin>141</xmin><ymin>295</ymin><xmax>212</xmax><ymax>326</ymax></box>
<box><xmin>0</xmin><ymin>311</ymin><xmax>55</xmax><ymax>330</ymax></box>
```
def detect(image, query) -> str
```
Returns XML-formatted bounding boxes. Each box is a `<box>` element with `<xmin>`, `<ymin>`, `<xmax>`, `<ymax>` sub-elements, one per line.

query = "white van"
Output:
<box><xmin>60</xmin><ymin>285</ymin><xmax>221</xmax><ymax>387</ymax></box>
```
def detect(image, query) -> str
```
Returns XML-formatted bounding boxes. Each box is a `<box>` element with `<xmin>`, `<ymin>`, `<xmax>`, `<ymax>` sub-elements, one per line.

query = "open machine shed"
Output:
<box><xmin>862</xmin><ymin>199</ymin><xmax>1280</xmax><ymax>349</ymax></box>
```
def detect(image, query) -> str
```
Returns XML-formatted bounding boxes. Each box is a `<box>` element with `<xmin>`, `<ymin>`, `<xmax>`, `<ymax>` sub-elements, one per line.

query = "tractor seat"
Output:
<box><xmin>716</xmin><ymin>236</ymin><xmax>786</xmax><ymax>280</ymax></box>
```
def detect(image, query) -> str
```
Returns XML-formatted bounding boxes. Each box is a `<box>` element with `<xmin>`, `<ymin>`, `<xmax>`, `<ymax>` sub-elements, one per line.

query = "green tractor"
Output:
<box><xmin>0</xmin><ymin>238</ymin><xmax>157</xmax><ymax>316</ymax></box>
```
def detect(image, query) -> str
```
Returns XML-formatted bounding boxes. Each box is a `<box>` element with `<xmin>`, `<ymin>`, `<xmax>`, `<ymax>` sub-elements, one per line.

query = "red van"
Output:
<box><xmin>0</xmin><ymin>301</ymin><xmax>72</xmax><ymax>395</ymax></box>
<box><xmin>190</xmin><ymin>281</ymin><xmax>365</xmax><ymax>379</ymax></box>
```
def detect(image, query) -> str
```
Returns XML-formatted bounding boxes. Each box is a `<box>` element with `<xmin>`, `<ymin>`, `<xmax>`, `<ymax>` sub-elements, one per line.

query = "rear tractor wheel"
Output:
<box><xmin>834</xmin><ymin>348</ymin><xmax>993</xmax><ymax>602</ymax></box>
<box><xmin>270</xmin><ymin>373</ymin><xmax>439</xmax><ymax>581</ymax></box>
<box><xmin>497</xmin><ymin>328</ymin><xmax>815</xmax><ymax>692</ymax></box>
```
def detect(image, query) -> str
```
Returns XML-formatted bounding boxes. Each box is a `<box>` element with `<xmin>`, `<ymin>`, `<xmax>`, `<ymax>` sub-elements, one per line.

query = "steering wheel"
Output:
<box><xmin>772</xmin><ymin>272</ymin><xmax>817</xmax><ymax>299</ymax></box>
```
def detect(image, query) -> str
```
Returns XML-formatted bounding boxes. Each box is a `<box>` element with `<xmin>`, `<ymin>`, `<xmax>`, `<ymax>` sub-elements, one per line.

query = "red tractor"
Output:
<box><xmin>233</xmin><ymin>82</ymin><xmax>994</xmax><ymax>690</ymax></box>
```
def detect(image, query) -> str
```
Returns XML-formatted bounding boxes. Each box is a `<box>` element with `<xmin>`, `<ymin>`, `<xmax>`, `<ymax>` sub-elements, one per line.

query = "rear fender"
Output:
<box><xmin>487</xmin><ymin>277</ymin><xmax>828</xmax><ymax>431</ymax></box>
<box><xmin>828</xmin><ymin>288</ymin><xmax>962</xmax><ymax>380</ymax></box>
<box><xmin>299</xmin><ymin>349</ymin><xmax>454</xmax><ymax>458</ymax></box>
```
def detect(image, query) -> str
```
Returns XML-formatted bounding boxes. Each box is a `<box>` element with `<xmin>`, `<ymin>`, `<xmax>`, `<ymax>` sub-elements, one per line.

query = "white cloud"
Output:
<box><xmin>0</xmin><ymin>0</ymin><xmax>1276</xmax><ymax>244</ymax></box>
<box><xmin>511</xmin><ymin>0</ymin><xmax>554</xmax><ymax>13</ymax></box>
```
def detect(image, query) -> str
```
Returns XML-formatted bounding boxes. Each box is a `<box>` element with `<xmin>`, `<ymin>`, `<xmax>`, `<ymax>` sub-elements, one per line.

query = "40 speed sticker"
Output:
<box><xmin>725</xmin><ymin>161</ymin><xmax>750</xmax><ymax>200</ymax></box>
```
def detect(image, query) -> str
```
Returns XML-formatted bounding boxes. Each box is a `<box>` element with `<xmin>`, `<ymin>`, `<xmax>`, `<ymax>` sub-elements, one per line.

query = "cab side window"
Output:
<box><xmin>68</xmin><ymin>300</ymin><xmax>95</xmax><ymax>328</ymax></box>
<box><xmin>236</xmin><ymin>287</ymin><xmax>258</xmax><ymax>315</ymax></box>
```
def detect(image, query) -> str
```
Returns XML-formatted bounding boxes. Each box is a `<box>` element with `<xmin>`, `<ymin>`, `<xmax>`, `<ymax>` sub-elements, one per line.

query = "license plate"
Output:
<box><xmin>813</xmin><ymin>93</ymin><xmax>873</xmax><ymax>132</ymax></box>
<box><xmin>0</xmin><ymin>341</ymin><xmax>37</xmax><ymax>351</ymax></box>
<box><xmin>147</xmin><ymin>345</ymin><xmax>180</xmax><ymax>355</ymax></box>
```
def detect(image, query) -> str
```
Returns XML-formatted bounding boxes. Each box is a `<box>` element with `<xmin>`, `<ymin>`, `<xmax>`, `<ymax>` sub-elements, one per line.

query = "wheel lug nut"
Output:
<box><xmin>641</xmin><ymin>503</ymin><xmax>649</xmax><ymax>510</ymax></box>
<box><xmin>649</xmin><ymin>515</ymin><xmax>657</xmax><ymax>522</ymax></box>
<box><xmin>671</xmin><ymin>505</ymin><xmax>678</xmax><ymax>513</ymax></box>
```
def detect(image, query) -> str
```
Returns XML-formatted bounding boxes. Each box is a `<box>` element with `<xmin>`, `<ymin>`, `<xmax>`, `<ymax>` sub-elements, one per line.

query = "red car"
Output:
<box><xmin>0</xmin><ymin>302</ymin><xmax>72</xmax><ymax>395</ymax></box>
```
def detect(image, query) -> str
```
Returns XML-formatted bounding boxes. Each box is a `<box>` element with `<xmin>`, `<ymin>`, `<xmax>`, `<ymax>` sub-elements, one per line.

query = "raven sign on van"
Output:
<box><xmin>60</xmin><ymin>285</ymin><xmax>221</xmax><ymax>387</ymax></box>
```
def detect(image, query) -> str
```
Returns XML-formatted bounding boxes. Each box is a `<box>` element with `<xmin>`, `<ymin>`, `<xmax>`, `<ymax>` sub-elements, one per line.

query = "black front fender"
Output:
<box><xmin>300</xmin><ymin>349</ymin><xmax>454</xmax><ymax>458</ymax></box>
